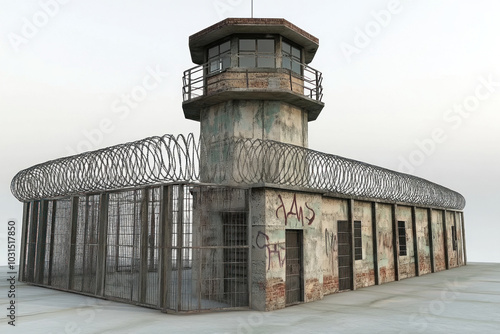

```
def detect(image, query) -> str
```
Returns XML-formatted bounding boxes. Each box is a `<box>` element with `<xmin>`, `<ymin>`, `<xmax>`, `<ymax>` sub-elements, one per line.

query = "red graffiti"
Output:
<box><xmin>255</xmin><ymin>231</ymin><xmax>286</xmax><ymax>270</ymax></box>
<box><xmin>276</xmin><ymin>194</ymin><xmax>315</xmax><ymax>226</ymax></box>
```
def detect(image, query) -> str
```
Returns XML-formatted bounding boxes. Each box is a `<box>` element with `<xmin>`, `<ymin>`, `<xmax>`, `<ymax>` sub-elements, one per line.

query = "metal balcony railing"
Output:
<box><xmin>182</xmin><ymin>54</ymin><xmax>323</xmax><ymax>103</ymax></box>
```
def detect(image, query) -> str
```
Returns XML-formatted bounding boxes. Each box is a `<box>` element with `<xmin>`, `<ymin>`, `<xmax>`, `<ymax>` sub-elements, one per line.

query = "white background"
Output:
<box><xmin>1</xmin><ymin>0</ymin><xmax>499</xmax><ymax>265</ymax></box>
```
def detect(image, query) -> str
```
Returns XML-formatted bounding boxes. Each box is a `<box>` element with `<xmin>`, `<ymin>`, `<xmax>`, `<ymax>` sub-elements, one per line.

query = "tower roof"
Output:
<box><xmin>189</xmin><ymin>18</ymin><xmax>320</xmax><ymax>64</ymax></box>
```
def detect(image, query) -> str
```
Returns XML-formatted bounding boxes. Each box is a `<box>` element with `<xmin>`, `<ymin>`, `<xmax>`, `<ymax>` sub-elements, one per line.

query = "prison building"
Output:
<box><xmin>11</xmin><ymin>18</ymin><xmax>466</xmax><ymax>313</ymax></box>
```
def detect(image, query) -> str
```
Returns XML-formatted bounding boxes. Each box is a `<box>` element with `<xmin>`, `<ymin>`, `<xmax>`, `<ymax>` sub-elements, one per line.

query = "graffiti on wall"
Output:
<box><xmin>325</xmin><ymin>228</ymin><xmax>337</xmax><ymax>269</ymax></box>
<box><xmin>256</xmin><ymin>231</ymin><xmax>286</xmax><ymax>270</ymax></box>
<box><xmin>324</xmin><ymin>229</ymin><xmax>337</xmax><ymax>256</ymax></box>
<box><xmin>276</xmin><ymin>194</ymin><xmax>315</xmax><ymax>226</ymax></box>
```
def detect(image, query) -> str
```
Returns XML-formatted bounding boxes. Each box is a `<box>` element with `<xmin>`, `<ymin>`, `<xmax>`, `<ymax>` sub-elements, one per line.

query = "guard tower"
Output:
<box><xmin>182</xmin><ymin>18</ymin><xmax>324</xmax><ymax>184</ymax></box>
<box><xmin>182</xmin><ymin>18</ymin><xmax>325</xmax><ymax>311</ymax></box>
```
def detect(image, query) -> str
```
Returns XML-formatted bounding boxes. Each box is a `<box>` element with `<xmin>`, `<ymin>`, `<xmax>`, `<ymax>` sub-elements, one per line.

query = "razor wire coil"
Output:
<box><xmin>10</xmin><ymin>134</ymin><xmax>465</xmax><ymax>210</ymax></box>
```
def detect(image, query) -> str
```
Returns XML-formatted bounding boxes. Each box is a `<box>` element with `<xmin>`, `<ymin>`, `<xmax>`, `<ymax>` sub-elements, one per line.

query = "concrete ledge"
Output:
<box><xmin>183</xmin><ymin>89</ymin><xmax>325</xmax><ymax>121</ymax></box>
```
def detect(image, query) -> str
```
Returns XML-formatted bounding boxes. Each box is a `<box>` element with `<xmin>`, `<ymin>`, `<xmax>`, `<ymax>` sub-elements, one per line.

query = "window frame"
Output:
<box><xmin>281</xmin><ymin>39</ymin><xmax>303</xmax><ymax>75</ymax></box>
<box><xmin>238</xmin><ymin>37</ymin><xmax>276</xmax><ymax>69</ymax></box>
<box><xmin>207</xmin><ymin>40</ymin><xmax>231</xmax><ymax>75</ymax></box>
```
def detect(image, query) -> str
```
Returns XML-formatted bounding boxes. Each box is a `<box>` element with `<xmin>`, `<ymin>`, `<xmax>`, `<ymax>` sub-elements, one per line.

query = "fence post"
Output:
<box><xmin>68</xmin><ymin>196</ymin><xmax>79</xmax><ymax>290</ymax></box>
<box><xmin>176</xmin><ymin>185</ymin><xmax>185</xmax><ymax>312</ymax></box>
<box><xmin>96</xmin><ymin>193</ymin><xmax>109</xmax><ymax>296</ymax></box>
<box><xmin>35</xmin><ymin>200</ymin><xmax>49</xmax><ymax>284</ymax></box>
<box><xmin>26</xmin><ymin>201</ymin><xmax>39</xmax><ymax>282</ymax></box>
<box><xmin>139</xmin><ymin>189</ymin><xmax>149</xmax><ymax>304</ymax></box>
<box><xmin>159</xmin><ymin>185</ymin><xmax>171</xmax><ymax>311</ymax></box>
<box><xmin>18</xmin><ymin>202</ymin><xmax>30</xmax><ymax>282</ymax></box>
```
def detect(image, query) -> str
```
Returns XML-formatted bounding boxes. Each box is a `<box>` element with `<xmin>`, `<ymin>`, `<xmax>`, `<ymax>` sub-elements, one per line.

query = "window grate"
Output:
<box><xmin>354</xmin><ymin>221</ymin><xmax>362</xmax><ymax>260</ymax></box>
<box><xmin>398</xmin><ymin>221</ymin><xmax>407</xmax><ymax>256</ymax></box>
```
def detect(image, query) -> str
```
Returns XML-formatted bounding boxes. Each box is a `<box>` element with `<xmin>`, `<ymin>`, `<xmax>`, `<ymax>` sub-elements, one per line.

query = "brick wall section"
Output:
<box><xmin>322</xmin><ymin>275</ymin><xmax>338</xmax><ymax>295</ymax></box>
<box><xmin>379</xmin><ymin>267</ymin><xmax>396</xmax><ymax>284</ymax></box>
<box><xmin>355</xmin><ymin>270</ymin><xmax>376</xmax><ymax>289</ymax></box>
<box><xmin>265</xmin><ymin>278</ymin><xmax>285</xmax><ymax>311</ymax></box>
<box><xmin>206</xmin><ymin>70</ymin><xmax>305</xmax><ymax>96</ymax></box>
<box><xmin>305</xmin><ymin>278</ymin><xmax>322</xmax><ymax>302</ymax></box>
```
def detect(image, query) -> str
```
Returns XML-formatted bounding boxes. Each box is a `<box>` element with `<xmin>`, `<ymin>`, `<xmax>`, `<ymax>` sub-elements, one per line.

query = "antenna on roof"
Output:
<box><xmin>251</xmin><ymin>0</ymin><xmax>254</xmax><ymax>18</ymax></box>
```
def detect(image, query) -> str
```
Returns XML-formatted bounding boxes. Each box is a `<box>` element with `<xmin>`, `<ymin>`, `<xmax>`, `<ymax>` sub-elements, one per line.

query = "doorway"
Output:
<box><xmin>338</xmin><ymin>220</ymin><xmax>353</xmax><ymax>291</ymax></box>
<box><xmin>285</xmin><ymin>230</ymin><xmax>303</xmax><ymax>305</ymax></box>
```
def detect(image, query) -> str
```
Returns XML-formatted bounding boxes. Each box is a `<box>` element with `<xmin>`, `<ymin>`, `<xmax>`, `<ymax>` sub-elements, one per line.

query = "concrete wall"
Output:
<box><xmin>200</xmin><ymin>100</ymin><xmax>308</xmax><ymax>147</ymax></box>
<box><xmin>396</xmin><ymin>206</ymin><xmax>416</xmax><ymax>280</ymax></box>
<box><xmin>248</xmin><ymin>188</ymin><xmax>466</xmax><ymax>311</ymax></box>
<box><xmin>353</xmin><ymin>201</ymin><xmax>376</xmax><ymax>289</ymax></box>
<box><xmin>376</xmin><ymin>203</ymin><xmax>396</xmax><ymax>284</ymax></box>
<box><xmin>415</xmin><ymin>207</ymin><xmax>432</xmax><ymax>275</ymax></box>
<box><xmin>432</xmin><ymin>209</ymin><xmax>446</xmax><ymax>272</ymax></box>
<box><xmin>199</xmin><ymin>100</ymin><xmax>309</xmax><ymax>185</ymax></box>
<box><xmin>321</xmin><ymin>198</ymin><xmax>347</xmax><ymax>295</ymax></box>
<box><xmin>251</xmin><ymin>188</ymin><xmax>322</xmax><ymax>311</ymax></box>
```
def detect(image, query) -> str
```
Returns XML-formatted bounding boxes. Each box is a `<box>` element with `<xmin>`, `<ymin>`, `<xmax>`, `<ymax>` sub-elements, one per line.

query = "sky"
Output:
<box><xmin>1</xmin><ymin>0</ymin><xmax>499</xmax><ymax>265</ymax></box>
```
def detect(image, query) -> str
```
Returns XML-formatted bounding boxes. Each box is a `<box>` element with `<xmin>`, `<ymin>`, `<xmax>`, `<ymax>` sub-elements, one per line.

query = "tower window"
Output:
<box><xmin>282</xmin><ymin>41</ymin><xmax>302</xmax><ymax>74</ymax></box>
<box><xmin>208</xmin><ymin>41</ymin><xmax>231</xmax><ymax>74</ymax></box>
<box><xmin>398</xmin><ymin>221</ymin><xmax>407</xmax><ymax>256</ymax></box>
<box><xmin>239</xmin><ymin>39</ymin><xmax>275</xmax><ymax>68</ymax></box>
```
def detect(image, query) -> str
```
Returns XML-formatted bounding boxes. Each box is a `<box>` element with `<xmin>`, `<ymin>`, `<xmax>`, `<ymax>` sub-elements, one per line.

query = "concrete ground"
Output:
<box><xmin>1</xmin><ymin>263</ymin><xmax>499</xmax><ymax>334</ymax></box>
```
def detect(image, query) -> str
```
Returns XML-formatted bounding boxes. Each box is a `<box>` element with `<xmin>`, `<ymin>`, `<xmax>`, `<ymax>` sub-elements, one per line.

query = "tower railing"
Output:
<box><xmin>182</xmin><ymin>54</ymin><xmax>323</xmax><ymax>103</ymax></box>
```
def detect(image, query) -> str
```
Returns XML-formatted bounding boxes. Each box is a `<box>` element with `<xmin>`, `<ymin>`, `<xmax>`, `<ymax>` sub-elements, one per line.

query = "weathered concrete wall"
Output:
<box><xmin>193</xmin><ymin>187</ymin><xmax>248</xmax><ymax>304</ymax></box>
<box><xmin>200</xmin><ymin>100</ymin><xmax>308</xmax><ymax>185</ymax></box>
<box><xmin>432</xmin><ymin>209</ymin><xmax>446</xmax><ymax>272</ymax></box>
<box><xmin>250</xmin><ymin>188</ymin><xmax>270</xmax><ymax>311</ymax></box>
<box><xmin>376</xmin><ymin>203</ymin><xmax>396</xmax><ymax>284</ymax></box>
<box><xmin>446</xmin><ymin>211</ymin><xmax>464</xmax><ymax>269</ymax></box>
<box><xmin>321</xmin><ymin>198</ymin><xmax>348</xmax><ymax>295</ymax></box>
<box><xmin>415</xmin><ymin>208</ymin><xmax>432</xmax><ymax>275</ymax></box>
<box><xmin>353</xmin><ymin>201</ymin><xmax>375</xmax><ymax>289</ymax></box>
<box><xmin>396</xmin><ymin>206</ymin><xmax>416</xmax><ymax>280</ymax></box>
<box><xmin>200</xmin><ymin>100</ymin><xmax>308</xmax><ymax>147</ymax></box>
<box><xmin>249</xmin><ymin>188</ymin><xmax>465</xmax><ymax>311</ymax></box>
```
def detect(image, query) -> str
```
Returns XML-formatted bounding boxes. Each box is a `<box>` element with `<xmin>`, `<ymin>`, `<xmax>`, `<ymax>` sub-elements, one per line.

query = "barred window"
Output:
<box><xmin>354</xmin><ymin>221</ymin><xmax>362</xmax><ymax>260</ymax></box>
<box><xmin>398</xmin><ymin>221</ymin><xmax>407</xmax><ymax>256</ymax></box>
<box><xmin>451</xmin><ymin>225</ymin><xmax>457</xmax><ymax>251</ymax></box>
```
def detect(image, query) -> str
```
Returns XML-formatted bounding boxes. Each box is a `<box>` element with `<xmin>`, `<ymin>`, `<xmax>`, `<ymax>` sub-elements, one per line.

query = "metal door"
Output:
<box><xmin>338</xmin><ymin>220</ymin><xmax>353</xmax><ymax>291</ymax></box>
<box><xmin>285</xmin><ymin>230</ymin><xmax>303</xmax><ymax>305</ymax></box>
